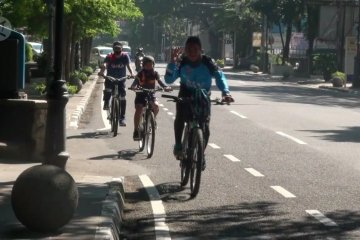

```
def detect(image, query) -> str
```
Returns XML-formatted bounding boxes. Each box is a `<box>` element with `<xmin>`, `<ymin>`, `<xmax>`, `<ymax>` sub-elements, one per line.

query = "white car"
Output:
<box><xmin>122</xmin><ymin>45</ymin><xmax>132</xmax><ymax>59</ymax></box>
<box><xmin>28</xmin><ymin>42</ymin><xmax>43</xmax><ymax>55</ymax></box>
<box><xmin>91</xmin><ymin>46</ymin><xmax>113</xmax><ymax>66</ymax></box>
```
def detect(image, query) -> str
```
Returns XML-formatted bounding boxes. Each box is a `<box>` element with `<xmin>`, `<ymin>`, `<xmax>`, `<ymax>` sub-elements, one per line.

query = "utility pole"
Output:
<box><xmin>44</xmin><ymin>0</ymin><xmax>69</xmax><ymax>167</ymax></box>
<box><xmin>353</xmin><ymin>0</ymin><xmax>360</xmax><ymax>88</ymax></box>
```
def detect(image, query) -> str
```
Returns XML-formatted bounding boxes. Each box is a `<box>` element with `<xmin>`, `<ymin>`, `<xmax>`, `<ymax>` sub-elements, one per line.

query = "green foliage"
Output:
<box><xmin>313</xmin><ymin>52</ymin><xmax>337</xmax><ymax>74</ymax></box>
<box><xmin>331</xmin><ymin>71</ymin><xmax>346</xmax><ymax>81</ymax></box>
<box><xmin>89</xmin><ymin>62</ymin><xmax>98</xmax><ymax>70</ymax></box>
<box><xmin>81</xmin><ymin>66</ymin><xmax>94</xmax><ymax>76</ymax></box>
<box><xmin>25</xmin><ymin>43</ymin><xmax>34</xmax><ymax>62</ymax></box>
<box><xmin>66</xmin><ymin>83</ymin><xmax>79</xmax><ymax>94</ymax></box>
<box><xmin>216</xmin><ymin>59</ymin><xmax>225</xmax><ymax>68</ymax></box>
<box><xmin>34</xmin><ymin>82</ymin><xmax>46</xmax><ymax>95</ymax></box>
<box><xmin>35</xmin><ymin>52</ymin><xmax>48</xmax><ymax>76</ymax></box>
<box><xmin>70</xmin><ymin>71</ymin><xmax>88</xmax><ymax>84</ymax></box>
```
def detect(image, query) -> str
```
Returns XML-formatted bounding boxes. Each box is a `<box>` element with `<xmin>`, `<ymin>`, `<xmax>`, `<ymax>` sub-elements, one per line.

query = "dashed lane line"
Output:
<box><xmin>208</xmin><ymin>143</ymin><xmax>221</xmax><ymax>149</ymax></box>
<box><xmin>276</xmin><ymin>131</ymin><xmax>307</xmax><ymax>145</ymax></box>
<box><xmin>167</xmin><ymin>112</ymin><xmax>174</xmax><ymax>116</ymax></box>
<box><xmin>244</xmin><ymin>168</ymin><xmax>264</xmax><ymax>177</ymax></box>
<box><xmin>139</xmin><ymin>175</ymin><xmax>171</xmax><ymax>240</ymax></box>
<box><xmin>163</xmin><ymin>108</ymin><xmax>169</xmax><ymax>111</ymax></box>
<box><xmin>230</xmin><ymin>110</ymin><xmax>248</xmax><ymax>119</ymax></box>
<box><xmin>306</xmin><ymin>210</ymin><xmax>338</xmax><ymax>227</ymax></box>
<box><xmin>224</xmin><ymin>154</ymin><xmax>241</xmax><ymax>162</ymax></box>
<box><xmin>271</xmin><ymin>186</ymin><xmax>296</xmax><ymax>198</ymax></box>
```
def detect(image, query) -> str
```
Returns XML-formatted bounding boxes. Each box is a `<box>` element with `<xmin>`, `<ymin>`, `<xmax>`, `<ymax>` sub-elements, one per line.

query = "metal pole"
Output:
<box><xmin>354</xmin><ymin>1</ymin><xmax>360</xmax><ymax>88</ymax></box>
<box><xmin>44</xmin><ymin>0</ymin><xmax>69</xmax><ymax>168</ymax></box>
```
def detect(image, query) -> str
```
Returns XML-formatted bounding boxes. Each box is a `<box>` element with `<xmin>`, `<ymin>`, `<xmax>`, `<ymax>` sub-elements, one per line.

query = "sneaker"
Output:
<box><xmin>119</xmin><ymin>119</ymin><xmax>126</xmax><ymax>126</ymax></box>
<box><xmin>173</xmin><ymin>144</ymin><xmax>182</xmax><ymax>160</ymax></box>
<box><xmin>133</xmin><ymin>130</ymin><xmax>141</xmax><ymax>141</ymax></box>
<box><xmin>103</xmin><ymin>102</ymin><xmax>109</xmax><ymax>110</ymax></box>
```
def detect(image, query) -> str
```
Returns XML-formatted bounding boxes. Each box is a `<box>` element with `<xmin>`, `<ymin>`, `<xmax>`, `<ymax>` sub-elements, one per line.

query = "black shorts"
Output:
<box><xmin>135</xmin><ymin>93</ymin><xmax>156</xmax><ymax>106</ymax></box>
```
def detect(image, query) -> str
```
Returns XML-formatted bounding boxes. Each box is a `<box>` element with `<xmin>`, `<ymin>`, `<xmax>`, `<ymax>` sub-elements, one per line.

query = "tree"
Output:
<box><xmin>1</xmin><ymin>0</ymin><xmax>142</xmax><ymax>80</ymax></box>
<box><xmin>251</xmin><ymin>0</ymin><xmax>305</xmax><ymax>64</ymax></box>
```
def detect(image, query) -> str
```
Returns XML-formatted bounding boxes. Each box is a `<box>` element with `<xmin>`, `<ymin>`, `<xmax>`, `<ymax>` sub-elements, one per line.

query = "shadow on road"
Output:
<box><xmin>300</xmin><ymin>126</ymin><xmax>360</xmax><ymax>143</ymax></box>
<box><xmin>88</xmin><ymin>149</ymin><xmax>148</xmax><ymax>161</ymax></box>
<box><xmin>229</xmin><ymin>85</ymin><xmax>360</xmax><ymax>109</ymax></box>
<box><xmin>156</xmin><ymin>182</ymin><xmax>192</xmax><ymax>202</ymax></box>
<box><xmin>67</xmin><ymin>131</ymin><xmax>113</xmax><ymax>140</ymax></box>
<box><xmin>166</xmin><ymin>201</ymin><xmax>360</xmax><ymax>239</ymax></box>
<box><xmin>0</xmin><ymin>182</ymin><xmax>108</xmax><ymax>239</ymax></box>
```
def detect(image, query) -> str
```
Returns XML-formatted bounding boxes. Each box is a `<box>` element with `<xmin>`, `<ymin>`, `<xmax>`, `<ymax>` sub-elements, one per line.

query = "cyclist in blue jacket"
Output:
<box><xmin>165</xmin><ymin>36</ymin><xmax>234</xmax><ymax>170</ymax></box>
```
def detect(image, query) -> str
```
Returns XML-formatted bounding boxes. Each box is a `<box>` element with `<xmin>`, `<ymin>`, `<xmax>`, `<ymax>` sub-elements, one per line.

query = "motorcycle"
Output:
<box><xmin>135</xmin><ymin>54</ymin><xmax>144</xmax><ymax>72</ymax></box>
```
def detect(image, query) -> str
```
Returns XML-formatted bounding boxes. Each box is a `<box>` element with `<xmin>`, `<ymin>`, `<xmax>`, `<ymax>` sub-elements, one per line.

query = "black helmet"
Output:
<box><xmin>142</xmin><ymin>55</ymin><xmax>155</xmax><ymax>66</ymax></box>
<box><xmin>113</xmin><ymin>41</ymin><xmax>123</xmax><ymax>50</ymax></box>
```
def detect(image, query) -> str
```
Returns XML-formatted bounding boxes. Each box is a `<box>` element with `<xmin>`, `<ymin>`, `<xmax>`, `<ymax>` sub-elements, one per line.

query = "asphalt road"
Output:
<box><xmin>67</xmin><ymin>63</ymin><xmax>360</xmax><ymax>239</ymax></box>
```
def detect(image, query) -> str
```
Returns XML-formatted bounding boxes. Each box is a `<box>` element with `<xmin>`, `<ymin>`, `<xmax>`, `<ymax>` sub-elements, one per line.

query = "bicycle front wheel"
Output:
<box><xmin>189</xmin><ymin>128</ymin><xmax>204</xmax><ymax>198</ymax></box>
<box><xmin>145</xmin><ymin>111</ymin><xmax>155</xmax><ymax>158</ymax></box>
<box><xmin>180</xmin><ymin>124</ymin><xmax>190</xmax><ymax>187</ymax></box>
<box><xmin>138</xmin><ymin>114</ymin><xmax>146</xmax><ymax>152</ymax></box>
<box><xmin>112</xmin><ymin>99</ymin><xmax>119</xmax><ymax>137</ymax></box>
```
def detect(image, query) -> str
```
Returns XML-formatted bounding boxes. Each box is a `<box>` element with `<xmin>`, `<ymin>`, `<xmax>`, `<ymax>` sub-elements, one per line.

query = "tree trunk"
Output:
<box><xmin>80</xmin><ymin>37</ymin><xmax>92</xmax><ymax>67</ymax></box>
<box><xmin>70</xmin><ymin>25</ymin><xmax>76</xmax><ymax>73</ymax></box>
<box><xmin>64</xmin><ymin>21</ymin><xmax>73</xmax><ymax>81</ymax></box>
<box><xmin>283</xmin><ymin>21</ymin><xmax>293</xmax><ymax>64</ymax></box>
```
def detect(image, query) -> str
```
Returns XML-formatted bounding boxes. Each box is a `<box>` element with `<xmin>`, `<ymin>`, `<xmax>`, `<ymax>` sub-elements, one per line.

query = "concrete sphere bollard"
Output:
<box><xmin>11</xmin><ymin>165</ymin><xmax>78</xmax><ymax>232</ymax></box>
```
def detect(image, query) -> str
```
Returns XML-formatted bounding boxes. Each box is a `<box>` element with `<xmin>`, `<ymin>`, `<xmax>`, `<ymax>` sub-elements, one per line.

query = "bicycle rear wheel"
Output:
<box><xmin>189</xmin><ymin>128</ymin><xmax>204</xmax><ymax>198</ymax></box>
<box><xmin>138</xmin><ymin>114</ymin><xmax>146</xmax><ymax>152</ymax></box>
<box><xmin>145</xmin><ymin>111</ymin><xmax>155</xmax><ymax>158</ymax></box>
<box><xmin>112</xmin><ymin>99</ymin><xmax>119</xmax><ymax>137</ymax></box>
<box><xmin>180</xmin><ymin>125</ymin><xmax>190</xmax><ymax>187</ymax></box>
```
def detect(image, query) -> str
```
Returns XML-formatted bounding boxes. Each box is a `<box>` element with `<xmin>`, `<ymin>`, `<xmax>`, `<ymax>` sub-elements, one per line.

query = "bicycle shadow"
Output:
<box><xmin>88</xmin><ymin>149</ymin><xmax>149</xmax><ymax>161</ymax></box>
<box><xmin>156</xmin><ymin>182</ymin><xmax>192</xmax><ymax>202</ymax></box>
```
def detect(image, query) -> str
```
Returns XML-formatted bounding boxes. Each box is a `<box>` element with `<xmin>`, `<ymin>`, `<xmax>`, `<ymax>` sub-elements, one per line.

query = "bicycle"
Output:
<box><xmin>162</xmin><ymin>88</ymin><xmax>211</xmax><ymax>198</ymax></box>
<box><xmin>129</xmin><ymin>87</ymin><xmax>163</xmax><ymax>158</ymax></box>
<box><xmin>103</xmin><ymin>75</ymin><xmax>132</xmax><ymax>137</ymax></box>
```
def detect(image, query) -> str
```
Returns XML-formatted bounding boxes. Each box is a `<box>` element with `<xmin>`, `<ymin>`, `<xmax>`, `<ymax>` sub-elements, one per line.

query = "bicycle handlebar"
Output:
<box><xmin>162</xmin><ymin>94</ymin><xmax>233</xmax><ymax>105</ymax></box>
<box><xmin>104</xmin><ymin>75</ymin><xmax>133</xmax><ymax>82</ymax></box>
<box><xmin>128</xmin><ymin>87</ymin><xmax>164</xmax><ymax>93</ymax></box>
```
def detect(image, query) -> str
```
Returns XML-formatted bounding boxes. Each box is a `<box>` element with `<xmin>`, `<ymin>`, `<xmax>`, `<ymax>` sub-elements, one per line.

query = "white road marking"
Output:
<box><xmin>139</xmin><ymin>175</ymin><xmax>171</xmax><ymax>240</ymax></box>
<box><xmin>244</xmin><ymin>168</ymin><xmax>264</xmax><ymax>177</ymax></box>
<box><xmin>306</xmin><ymin>210</ymin><xmax>338</xmax><ymax>227</ymax></box>
<box><xmin>159</xmin><ymin>104</ymin><xmax>164</xmax><ymax>107</ymax></box>
<box><xmin>271</xmin><ymin>186</ymin><xmax>296</xmax><ymax>198</ymax></box>
<box><xmin>276</xmin><ymin>131</ymin><xmax>307</xmax><ymax>145</ymax></box>
<box><xmin>172</xmin><ymin>116</ymin><xmax>176</xmax><ymax>120</ymax></box>
<box><xmin>224</xmin><ymin>154</ymin><xmax>241</xmax><ymax>162</ymax></box>
<box><xmin>167</xmin><ymin>112</ymin><xmax>174</xmax><ymax>116</ymax></box>
<box><xmin>230</xmin><ymin>110</ymin><xmax>248</xmax><ymax>119</ymax></box>
<box><xmin>208</xmin><ymin>143</ymin><xmax>221</xmax><ymax>149</ymax></box>
<box><xmin>163</xmin><ymin>108</ymin><xmax>169</xmax><ymax>111</ymax></box>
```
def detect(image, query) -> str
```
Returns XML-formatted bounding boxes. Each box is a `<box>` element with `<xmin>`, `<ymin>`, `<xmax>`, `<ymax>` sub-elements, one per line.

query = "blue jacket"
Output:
<box><xmin>165</xmin><ymin>56</ymin><xmax>230</xmax><ymax>95</ymax></box>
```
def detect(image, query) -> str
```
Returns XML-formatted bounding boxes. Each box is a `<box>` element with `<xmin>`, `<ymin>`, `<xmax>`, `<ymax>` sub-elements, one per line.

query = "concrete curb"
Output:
<box><xmin>68</xmin><ymin>71</ymin><xmax>99</xmax><ymax>129</ymax></box>
<box><xmin>95</xmin><ymin>177</ymin><xmax>126</xmax><ymax>240</ymax></box>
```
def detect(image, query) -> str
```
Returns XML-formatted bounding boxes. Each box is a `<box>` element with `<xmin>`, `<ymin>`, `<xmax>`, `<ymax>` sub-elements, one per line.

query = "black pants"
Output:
<box><xmin>174</xmin><ymin>85</ymin><xmax>210</xmax><ymax>148</ymax></box>
<box><xmin>103</xmin><ymin>78</ymin><xmax>127</xmax><ymax>120</ymax></box>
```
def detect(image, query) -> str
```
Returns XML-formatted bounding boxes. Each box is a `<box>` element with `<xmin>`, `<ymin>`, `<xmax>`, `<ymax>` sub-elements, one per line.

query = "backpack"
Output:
<box><xmin>192</xmin><ymin>88</ymin><xmax>211</xmax><ymax>121</ymax></box>
<box><xmin>178</xmin><ymin>55</ymin><xmax>219</xmax><ymax>77</ymax></box>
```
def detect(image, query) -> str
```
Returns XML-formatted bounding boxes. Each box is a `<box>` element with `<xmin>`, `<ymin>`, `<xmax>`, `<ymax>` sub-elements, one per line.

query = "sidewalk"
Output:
<box><xmin>0</xmin><ymin>70</ymin><xmax>125</xmax><ymax>239</ymax></box>
<box><xmin>222</xmin><ymin>67</ymin><xmax>360</xmax><ymax>96</ymax></box>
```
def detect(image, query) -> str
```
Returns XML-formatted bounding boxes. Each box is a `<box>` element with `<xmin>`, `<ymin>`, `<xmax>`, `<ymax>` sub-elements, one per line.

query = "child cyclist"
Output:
<box><xmin>130</xmin><ymin>55</ymin><xmax>172</xmax><ymax>140</ymax></box>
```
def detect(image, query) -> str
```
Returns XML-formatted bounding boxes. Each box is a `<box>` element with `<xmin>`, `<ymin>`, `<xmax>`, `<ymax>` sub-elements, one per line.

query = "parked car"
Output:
<box><xmin>91</xmin><ymin>46</ymin><xmax>113</xmax><ymax>67</ymax></box>
<box><xmin>122</xmin><ymin>45</ymin><xmax>132</xmax><ymax>59</ymax></box>
<box><xmin>27</xmin><ymin>42</ymin><xmax>43</xmax><ymax>56</ymax></box>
